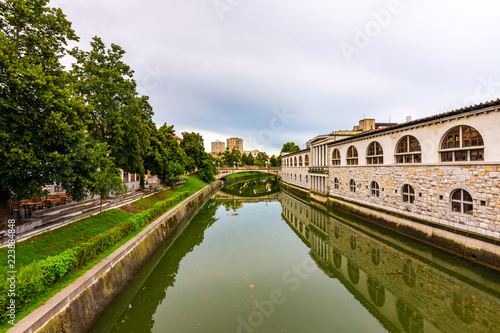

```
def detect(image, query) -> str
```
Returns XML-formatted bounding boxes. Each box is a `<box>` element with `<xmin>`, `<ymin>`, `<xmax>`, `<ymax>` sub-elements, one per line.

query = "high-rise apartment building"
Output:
<box><xmin>211</xmin><ymin>140</ymin><xmax>225</xmax><ymax>154</ymax></box>
<box><xmin>227</xmin><ymin>137</ymin><xmax>243</xmax><ymax>153</ymax></box>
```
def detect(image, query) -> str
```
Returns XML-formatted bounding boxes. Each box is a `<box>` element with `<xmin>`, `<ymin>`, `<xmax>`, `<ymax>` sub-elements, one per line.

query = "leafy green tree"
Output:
<box><xmin>255</xmin><ymin>152</ymin><xmax>270</xmax><ymax>166</ymax></box>
<box><xmin>243</xmin><ymin>152</ymin><xmax>254</xmax><ymax>166</ymax></box>
<box><xmin>223</xmin><ymin>148</ymin><xmax>242</xmax><ymax>167</ymax></box>
<box><xmin>86</xmin><ymin>147</ymin><xmax>127</xmax><ymax>218</ymax></box>
<box><xmin>180</xmin><ymin>132</ymin><xmax>205</xmax><ymax>171</ymax></box>
<box><xmin>198</xmin><ymin>158</ymin><xmax>217</xmax><ymax>183</ymax></box>
<box><xmin>0</xmin><ymin>0</ymin><xmax>95</xmax><ymax>202</ymax></box>
<box><xmin>145</xmin><ymin>124</ymin><xmax>187</xmax><ymax>187</ymax></box>
<box><xmin>69</xmin><ymin>37</ymin><xmax>153</xmax><ymax>183</ymax></box>
<box><xmin>270</xmin><ymin>155</ymin><xmax>279</xmax><ymax>167</ymax></box>
<box><xmin>281</xmin><ymin>142</ymin><xmax>300</xmax><ymax>153</ymax></box>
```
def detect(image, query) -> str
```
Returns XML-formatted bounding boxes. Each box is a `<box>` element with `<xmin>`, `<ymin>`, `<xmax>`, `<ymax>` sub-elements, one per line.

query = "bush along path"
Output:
<box><xmin>0</xmin><ymin>176</ymin><xmax>209</xmax><ymax>330</ymax></box>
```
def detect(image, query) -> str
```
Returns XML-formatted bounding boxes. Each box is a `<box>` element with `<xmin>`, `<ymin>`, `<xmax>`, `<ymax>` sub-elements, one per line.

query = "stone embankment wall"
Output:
<box><xmin>11</xmin><ymin>181</ymin><xmax>222</xmax><ymax>333</ymax></box>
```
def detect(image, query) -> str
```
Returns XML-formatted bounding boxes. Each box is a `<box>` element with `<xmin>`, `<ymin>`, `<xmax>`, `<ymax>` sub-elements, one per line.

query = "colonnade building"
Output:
<box><xmin>280</xmin><ymin>100</ymin><xmax>500</xmax><ymax>240</ymax></box>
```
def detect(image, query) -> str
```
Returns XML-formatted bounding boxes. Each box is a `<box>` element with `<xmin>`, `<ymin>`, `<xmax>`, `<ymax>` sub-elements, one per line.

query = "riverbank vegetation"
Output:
<box><xmin>0</xmin><ymin>176</ymin><xmax>209</xmax><ymax>330</ymax></box>
<box><xmin>0</xmin><ymin>0</ymin><xmax>216</xmax><ymax>209</ymax></box>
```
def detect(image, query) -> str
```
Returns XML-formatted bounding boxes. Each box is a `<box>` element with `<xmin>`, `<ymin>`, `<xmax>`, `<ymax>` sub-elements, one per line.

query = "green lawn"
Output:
<box><xmin>0</xmin><ymin>175</ymin><xmax>211</xmax><ymax>331</ymax></box>
<box><xmin>224</xmin><ymin>172</ymin><xmax>266</xmax><ymax>180</ymax></box>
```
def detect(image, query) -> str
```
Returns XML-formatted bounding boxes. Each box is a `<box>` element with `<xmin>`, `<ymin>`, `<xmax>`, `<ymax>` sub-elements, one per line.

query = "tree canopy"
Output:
<box><xmin>281</xmin><ymin>142</ymin><xmax>301</xmax><ymax>154</ymax></box>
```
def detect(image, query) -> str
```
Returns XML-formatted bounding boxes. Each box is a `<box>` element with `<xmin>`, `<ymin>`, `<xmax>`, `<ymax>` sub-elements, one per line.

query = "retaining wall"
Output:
<box><xmin>10</xmin><ymin>181</ymin><xmax>222</xmax><ymax>333</ymax></box>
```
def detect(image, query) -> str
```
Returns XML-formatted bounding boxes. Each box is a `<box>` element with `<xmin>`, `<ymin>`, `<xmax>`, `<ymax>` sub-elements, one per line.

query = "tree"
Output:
<box><xmin>223</xmin><ymin>148</ymin><xmax>242</xmax><ymax>167</ymax></box>
<box><xmin>243</xmin><ymin>152</ymin><xmax>254</xmax><ymax>166</ymax></box>
<box><xmin>69</xmin><ymin>37</ymin><xmax>153</xmax><ymax>182</ymax></box>
<box><xmin>145</xmin><ymin>123</ymin><xmax>187</xmax><ymax>187</ymax></box>
<box><xmin>180</xmin><ymin>132</ymin><xmax>205</xmax><ymax>171</ymax></box>
<box><xmin>0</xmin><ymin>0</ymin><xmax>95</xmax><ymax>203</ymax></box>
<box><xmin>86</xmin><ymin>144</ymin><xmax>127</xmax><ymax>217</ymax></box>
<box><xmin>281</xmin><ymin>142</ymin><xmax>301</xmax><ymax>153</ymax></box>
<box><xmin>255</xmin><ymin>152</ymin><xmax>270</xmax><ymax>166</ymax></box>
<box><xmin>270</xmin><ymin>155</ymin><xmax>279</xmax><ymax>167</ymax></box>
<box><xmin>198</xmin><ymin>158</ymin><xmax>217</xmax><ymax>183</ymax></box>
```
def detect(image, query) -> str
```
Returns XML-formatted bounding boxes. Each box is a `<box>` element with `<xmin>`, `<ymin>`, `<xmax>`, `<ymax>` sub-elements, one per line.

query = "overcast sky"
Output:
<box><xmin>52</xmin><ymin>0</ymin><xmax>500</xmax><ymax>155</ymax></box>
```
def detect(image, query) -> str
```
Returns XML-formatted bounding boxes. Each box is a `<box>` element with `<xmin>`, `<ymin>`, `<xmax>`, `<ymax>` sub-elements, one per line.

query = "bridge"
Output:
<box><xmin>215</xmin><ymin>166</ymin><xmax>279</xmax><ymax>179</ymax></box>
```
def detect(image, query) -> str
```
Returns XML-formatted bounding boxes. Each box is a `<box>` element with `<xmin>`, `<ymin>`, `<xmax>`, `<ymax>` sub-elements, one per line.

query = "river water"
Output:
<box><xmin>88</xmin><ymin>178</ymin><xmax>500</xmax><ymax>333</ymax></box>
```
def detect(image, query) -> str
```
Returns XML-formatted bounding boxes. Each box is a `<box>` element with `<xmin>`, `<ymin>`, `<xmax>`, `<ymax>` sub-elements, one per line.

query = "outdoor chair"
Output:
<box><xmin>9</xmin><ymin>201</ymin><xmax>20</xmax><ymax>219</ymax></box>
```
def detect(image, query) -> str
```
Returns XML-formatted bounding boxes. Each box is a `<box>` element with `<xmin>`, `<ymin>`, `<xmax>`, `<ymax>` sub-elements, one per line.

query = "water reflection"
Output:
<box><xmin>88</xmin><ymin>182</ymin><xmax>500</xmax><ymax>333</ymax></box>
<box><xmin>279</xmin><ymin>190</ymin><xmax>500</xmax><ymax>332</ymax></box>
<box><xmin>221</xmin><ymin>176</ymin><xmax>279</xmax><ymax>197</ymax></box>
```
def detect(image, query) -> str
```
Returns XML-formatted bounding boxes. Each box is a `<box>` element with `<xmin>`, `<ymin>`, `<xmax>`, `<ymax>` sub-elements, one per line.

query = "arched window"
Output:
<box><xmin>294</xmin><ymin>157</ymin><xmax>297</xmax><ymax>167</ymax></box>
<box><xmin>368</xmin><ymin>277</ymin><xmax>385</xmax><ymax>307</ymax></box>
<box><xmin>304</xmin><ymin>154</ymin><xmax>309</xmax><ymax>166</ymax></box>
<box><xmin>334</xmin><ymin>177</ymin><xmax>339</xmax><ymax>189</ymax></box>
<box><xmin>332</xmin><ymin>149</ymin><xmax>341</xmax><ymax>165</ymax></box>
<box><xmin>367</xmin><ymin>142</ymin><xmax>383</xmax><ymax>164</ymax></box>
<box><xmin>451</xmin><ymin>189</ymin><xmax>473</xmax><ymax>214</ymax></box>
<box><xmin>440</xmin><ymin>125</ymin><xmax>484</xmax><ymax>162</ymax></box>
<box><xmin>349</xmin><ymin>179</ymin><xmax>356</xmax><ymax>192</ymax></box>
<box><xmin>396</xmin><ymin>135</ymin><xmax>421</xmax><ymax>163</ymax></box>
<box><xmin>332</xmin><ymin>248</ymin><xmax>342</xmax><ymax>269</ymax></box>
<box><xmin>402</xmin><ymin>184</ymin><xmax>415</xmax><ymax>204</ymax></box>
<box><xmin>347</xmin><ymin>146</ymin><xmax>358</xmax><ymax>165</ymax></box>
<box><xmin>371</xmin><ymin>181</ymin><xmax>380</xmax><ymax>197</ymax></box>
<box><xmin>299</xmin><ymin>175</ymin><xmax>302</xmax><ymax>182</ymax></box>
<box><xmin>347</xmin><ymin>260</ymin><xmax>360</xmax><ymax>285</ymax></box>
<box><xmin>396</xmin><ymin>299</ymin><xmax>424</xmax><ymax>333</ymax></box>
<box><xmin>299</xmin><ymin>156</ymin><xmax>303</xmax><ymax>167</ymax></box>
<box><xmin>306</xmin><ymin>175</ymin><xmax>308</xmax><ymax>183</ymax></box>
<box><xmin>294</xmin><ymin>174</ymin><xmax>297</xmax><ymax>181</ymax></box>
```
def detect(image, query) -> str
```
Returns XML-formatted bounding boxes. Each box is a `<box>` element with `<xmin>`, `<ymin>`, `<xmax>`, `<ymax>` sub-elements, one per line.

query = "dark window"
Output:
<box><xmin>367</xmin><ymin>142</ymin><xmax>384</xmax><ymax>165</ymax></box>
<box><xmin>396</xmin><ymin>135</ymin><xmax>422</xmax><ymax>164</ymax></box>
<box><xmin>402</xmin><ymin>184</ymin><xmax>415</xmax><ymax>204</ymax></box>
<box><xmin>347</xmin><ymin>146</ymin><xmax>358</xmax><ymax>165</ymax></box>
<box><xmin>332</xmin><ymin>149</ymin><xmax>341</xmax><ymax>165</ymax></box>
<box><xmin>371</xmin><ymin>181</ymin><xmax>380</xmax><ymax>197</ymax></box>
<box><xmin>349</xmin><ymin>179</ymin><xmax>356</xmax><ymax>192</ymax></box>
<box><xmin>440</xmin><ymin>126</ymin><xmax>484</xmax><ymax>162</ymax></box>
<box><xmin>451</xmin><ymin>189</ymin><xmax>473</xmax><ymax>214</ymax></box>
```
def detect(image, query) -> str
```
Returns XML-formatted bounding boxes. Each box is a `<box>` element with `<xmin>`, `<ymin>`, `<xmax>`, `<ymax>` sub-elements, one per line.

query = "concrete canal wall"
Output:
<box><xmin>11</xmin><ymin>181</ymin><xmax>223</xmax><ymax>333</ymax></box>
<box><xmin>280</xmin><ymin>181</ymin><xmax>500</xmax><ymax>272</ymax></box>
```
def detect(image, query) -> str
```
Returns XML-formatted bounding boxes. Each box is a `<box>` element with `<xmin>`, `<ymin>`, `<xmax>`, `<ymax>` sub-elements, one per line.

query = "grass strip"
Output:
<box><xmin>0</xmin><ymin>176</ymin><xmax>209</xmax><ymax>330</ymax></box>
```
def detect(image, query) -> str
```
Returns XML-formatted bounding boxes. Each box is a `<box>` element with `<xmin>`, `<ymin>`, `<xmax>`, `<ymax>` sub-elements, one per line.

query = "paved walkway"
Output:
<box><xmin>0</xmin><ymin>183</ymin><xmax>166</xmax><ymax>247</ymax></box>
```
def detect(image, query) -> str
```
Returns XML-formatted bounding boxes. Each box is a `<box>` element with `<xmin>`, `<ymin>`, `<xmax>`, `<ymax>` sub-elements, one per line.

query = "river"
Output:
<box><xmin>88</xmin><ymin>177</ymin><xmax>500</xmax><ymax>332</ymax></box>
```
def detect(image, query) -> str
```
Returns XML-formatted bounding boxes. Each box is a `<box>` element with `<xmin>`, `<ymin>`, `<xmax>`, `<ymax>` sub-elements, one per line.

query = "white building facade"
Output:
<box><xmin>281</xmin><ymin>101</ymin><xmax>500</xmax><ymax>239</ymax></box>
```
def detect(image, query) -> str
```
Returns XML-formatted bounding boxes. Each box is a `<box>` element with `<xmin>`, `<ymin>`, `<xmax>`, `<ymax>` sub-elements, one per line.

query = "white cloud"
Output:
<box><xmin>53</xmin><ymin>0</ymin><xmax>500</xmax><ymax>151</ymax></box>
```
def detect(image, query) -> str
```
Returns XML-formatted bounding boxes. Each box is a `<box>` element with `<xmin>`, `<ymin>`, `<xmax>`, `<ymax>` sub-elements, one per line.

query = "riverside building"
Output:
<box><xmin>280</xmin><ymin>100</ymin><xmax>500</xmax><ymax>267</ymax></box>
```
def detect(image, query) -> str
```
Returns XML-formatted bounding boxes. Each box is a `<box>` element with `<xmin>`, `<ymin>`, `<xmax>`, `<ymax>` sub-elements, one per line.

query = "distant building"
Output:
<box><xmin>211</xmin><ymin>140</ymin><xmax>225</xmax><ymax>154</ymax></box>
<box><xmin>227</xmin><ymin>137</ymin><xmax>243</xmax><ymax>153</ymax></box>
<box><xmin>243</xmin><ymin>150</ymin><xmax>259</xmax><ymax>158</ymax></box>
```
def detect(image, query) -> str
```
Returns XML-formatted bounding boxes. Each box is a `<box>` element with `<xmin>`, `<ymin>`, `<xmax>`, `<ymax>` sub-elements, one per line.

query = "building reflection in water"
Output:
<box><xmin>278</xmin><ymin>191</ymin><xmax>500</xmax><ymax>333</ymax></box>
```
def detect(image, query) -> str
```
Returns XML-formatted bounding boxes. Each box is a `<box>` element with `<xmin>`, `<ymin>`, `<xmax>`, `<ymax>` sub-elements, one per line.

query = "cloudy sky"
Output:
<box><xmin>52</xmin><ymin>0</ymin><xmax>500</xmax><ymax>155</ymax></box>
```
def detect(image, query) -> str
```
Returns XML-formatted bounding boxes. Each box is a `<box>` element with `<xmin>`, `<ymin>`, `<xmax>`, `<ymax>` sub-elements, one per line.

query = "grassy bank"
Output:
<box><xmin>226</xmin><ymin>175</ymin><xmax>277</xmax><ymax>189</ymax></box>
<box><xmin>224</xmin><ymin>171</ymin><xmax>267</xmax><ymax>180</ymax></box>
<box><xmin>0</xmin><ymin>175</ymin><xmax>210</xmax><ymax>331</ymax></box>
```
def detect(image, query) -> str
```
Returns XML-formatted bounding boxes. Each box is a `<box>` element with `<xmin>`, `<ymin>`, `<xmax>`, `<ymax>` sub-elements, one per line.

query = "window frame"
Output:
<box><xmin>395</xmin><ymin>135</ymin><xmax>422</xmax><ymax>164</ymax></box>
<box><xmin>371</xmin><ymin>181</ymin><xmax>380</xmax><ymax>197</ymax></box>
<box><xmin>349</xmin><ymin>179</ymin><xmax>356</xmax><ymax>192</ymax></box>
<box><xmin>332</xmin><ymin>149</ymin><xmax>341</xmax><ymax>165</ymax></box>
<box><xmin>402</xmin><ymin>184</ymin><xmax>415</xmax><ymax>204</ymax></box>
<box><xmin>451</xmin><ymin>189</ymin><xmax>473</xmax><ymax>215</ymax></box>
<box><xmin>367</xmin><ymin>142</ymin><xmax>384</xmax><ymax>165</ymax></box>
<box><xmin>439</xmin><ymin>126</ymin><xmax>484</xmax><ymax>163</ymax></box>
<box><xmin>347</xmin><ymin>146</ymin><xmax>359</xmax><ymax>165</ymax></box>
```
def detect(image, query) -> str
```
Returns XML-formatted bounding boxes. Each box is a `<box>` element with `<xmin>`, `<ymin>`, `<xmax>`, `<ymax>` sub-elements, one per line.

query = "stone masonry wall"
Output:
<box><xmin>328</xmin><ymin>164</ymin><xmax>500</xmax><ymax>238</ymax></box>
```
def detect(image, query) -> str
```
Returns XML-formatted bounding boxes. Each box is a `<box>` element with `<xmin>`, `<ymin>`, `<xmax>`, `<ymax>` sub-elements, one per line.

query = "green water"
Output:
<box><xmin>88</xmin><ymin>182</ymin><xmax>500</xmax><ymax>333</ymax></box>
